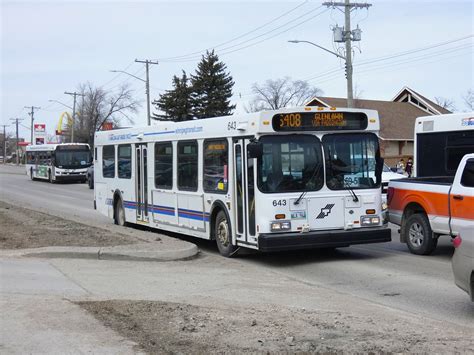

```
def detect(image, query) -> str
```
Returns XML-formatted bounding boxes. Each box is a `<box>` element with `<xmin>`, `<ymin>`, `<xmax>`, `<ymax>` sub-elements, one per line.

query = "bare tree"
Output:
<box><xmin>462</xmin><ymin>89</ymin><xmax>474</xmax><ymax>111</ymax></box>
<box><xmin>74</xmin><ymin>82</ymin><xmax>140</xmax><ymax>145</ymax></box>
<box><xmin>434</xmin><ymin>96</ymin><xmax>456</xmax><ymax>111</ymax></box>
<box><xmin>247</xmin><ymin>77</ymin><xmax>323</xmax><ymax>112</ymax></box>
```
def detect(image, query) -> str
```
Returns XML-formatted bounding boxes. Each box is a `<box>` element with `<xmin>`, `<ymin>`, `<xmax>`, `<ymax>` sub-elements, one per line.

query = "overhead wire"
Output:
<box><xmin>160</xmin><ymin>6</ymin><xmax>328</xmax><ymax>63</ymax></box>
<box><xmin>158</xmin><ymin>0</ymin><xmax>311</xmax><ymax>61</ymax></box>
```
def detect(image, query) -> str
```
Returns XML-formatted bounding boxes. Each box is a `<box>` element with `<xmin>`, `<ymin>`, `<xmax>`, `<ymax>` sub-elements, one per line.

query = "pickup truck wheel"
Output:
<box><xmin>406</xmin><ymin>213</ymin><xmax>436</xmax><ymax>255</ymax></box>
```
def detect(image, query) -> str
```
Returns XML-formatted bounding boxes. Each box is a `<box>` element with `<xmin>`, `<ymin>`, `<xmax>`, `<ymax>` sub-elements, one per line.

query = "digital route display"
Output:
<box><xmin>272</xmin><ymin>111</ymin><xmax>368</xmax><ymax>131</ymax></box>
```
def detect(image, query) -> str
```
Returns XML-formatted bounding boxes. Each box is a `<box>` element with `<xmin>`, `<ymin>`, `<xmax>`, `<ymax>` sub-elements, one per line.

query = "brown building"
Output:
<box><xmin>306</xmin><ymin>86</ymin><xmax>452</xmax><ymax>166</ymax></box>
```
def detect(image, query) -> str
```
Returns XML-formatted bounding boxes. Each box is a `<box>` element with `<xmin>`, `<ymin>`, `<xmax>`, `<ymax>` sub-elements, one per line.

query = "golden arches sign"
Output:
<box><xmin>56</xmin><ymin>111</ymin><xmax>72</xmax><ymax>135</ymax></box>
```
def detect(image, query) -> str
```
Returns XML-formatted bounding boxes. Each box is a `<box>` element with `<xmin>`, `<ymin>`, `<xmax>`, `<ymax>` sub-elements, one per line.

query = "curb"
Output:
<box><xmin>1</xmin><ymin>242</ymin><xmax>199</xmax><ymax>262</ymax></box>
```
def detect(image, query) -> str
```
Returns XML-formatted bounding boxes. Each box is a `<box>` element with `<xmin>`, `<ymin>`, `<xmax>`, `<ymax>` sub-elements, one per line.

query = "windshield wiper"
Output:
<box><xmin>343</xmin><ymin>180</ymin><xmax>359</xmax><ymax>202</ymax></box>
<box><xmin>294</xmin><ymin>163</ymin><xmax>322</xmax><ymax>205</ymax></box>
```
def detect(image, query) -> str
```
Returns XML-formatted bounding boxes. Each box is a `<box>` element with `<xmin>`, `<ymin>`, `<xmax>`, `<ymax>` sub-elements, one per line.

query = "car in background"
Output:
<box><xmin>86</xmin><ymin>165</ymin><xmax>94</xmax><ymax>189</ymax></box>
<box><xmin>381</xmin><ymin>163</ymin><xmax>405</xmax><ymax>194</ymax></box>
<box><xmin>452</xmin><ymin>225</ymin><xmax>474</xmax><ymax>302</ymax></box>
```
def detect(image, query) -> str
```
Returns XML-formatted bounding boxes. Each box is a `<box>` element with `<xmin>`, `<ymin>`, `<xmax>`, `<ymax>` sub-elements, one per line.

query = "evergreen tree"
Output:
<box><xmin>152</xmin><ymin>71</ymin><xmax>193</xmax><ymax>121</ymax></box>
<box><xmin>191</xmin><ymin>50</ymin><xmax>235</xmax><ymax>118</ymax></box>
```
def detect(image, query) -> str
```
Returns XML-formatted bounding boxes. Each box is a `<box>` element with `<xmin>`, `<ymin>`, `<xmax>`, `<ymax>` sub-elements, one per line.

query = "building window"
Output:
<box><xmin>118</xmin><ymin>145</ymin><xmax>131</xmax><ymax>179</ymax></box>
<box><xmin>155</xmin><ymin>142</ymin><xmax>173</xmax><ymax>189</ymax></box>
<box><xmin>178</xmin><ymin>141</ymin><xmax>198</xmax><ymax>191</ymax></box>
<box><xmin>103</xmin><ymin>145</ymin><xmax>115</xmax><ymax>178</ymax></box>
<box><xmin>203</xmin><ymin>139</ymin><xmax>228</xmax><ymax>193</ymax></box>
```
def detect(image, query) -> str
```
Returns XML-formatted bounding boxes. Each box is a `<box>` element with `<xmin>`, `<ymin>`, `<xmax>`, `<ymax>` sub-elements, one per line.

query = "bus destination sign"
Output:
<box><xmin>272</xmin><ymin>111</ymin><xmax>368</xmax><ymax>131</ymax></box>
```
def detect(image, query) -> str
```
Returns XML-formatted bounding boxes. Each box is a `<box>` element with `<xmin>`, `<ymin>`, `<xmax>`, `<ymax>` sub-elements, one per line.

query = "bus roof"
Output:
<box><xmin>415</xmin><ymin>112</ymin><xmax>474</xmax><ymax>134</ymax></box>
<box><xmin>26</xmin><ymin>143</ymin><xmax>90</xmax><ymax>151</ymax></box>
<box><xmin>94</xmin><ymin>106</ymin><xmax>380</xmax><ymax>146</ymax></box>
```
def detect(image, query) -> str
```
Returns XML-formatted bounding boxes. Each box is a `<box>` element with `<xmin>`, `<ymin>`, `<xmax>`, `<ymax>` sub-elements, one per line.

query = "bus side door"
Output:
<box><xmin>233</xmin><ymin>139</ymin><xmax>257</xmax><ymax>246</ymax></box>
<box><xmin>135</xmin><ymin>143</ymin><xmax>149</xmax><ymax>223</ymax></box>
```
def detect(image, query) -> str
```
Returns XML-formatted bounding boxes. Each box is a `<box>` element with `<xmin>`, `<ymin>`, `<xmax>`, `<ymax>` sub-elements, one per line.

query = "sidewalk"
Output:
<box><xmin>1</xmin><ymin>241</ymin><xmax>198</xmax><ymax>262</ymax></box>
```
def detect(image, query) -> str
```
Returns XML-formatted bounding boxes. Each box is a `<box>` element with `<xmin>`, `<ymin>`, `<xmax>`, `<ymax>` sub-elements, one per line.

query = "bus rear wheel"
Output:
<box><xmin>114</xmin><ymin>199</ymin><xmax>126</xmax><ymax>226</ymax></box>
<box><xmin>215</xmin><ymin>211</ymin><xmax>238</xmax><ymax>257</ymax></box>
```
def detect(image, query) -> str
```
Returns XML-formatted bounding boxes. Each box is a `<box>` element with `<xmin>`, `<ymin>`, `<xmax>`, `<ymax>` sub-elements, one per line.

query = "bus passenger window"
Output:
<box><xmin>203</xmin><ymin>139</ymin><xmax>228</xmax><ymax>193</ymax></box>
<box><xmin>118</xmin><ymin>145</ymin><xmax>131</xmax><ymax>179</ymax></box>
<box><xmin>155</xmin><ymin>142</ymin><xmax>173</xmax><ymax>189</ymax></box>
<box><xmin>103</xmin><ymin>145</ymin><xmax>115</xmax><ymax>178</ymax></box>
<box><xmin>178</xmin><ymin>141</ymin><xmax>198</xmax><ymax>191</ymax></box>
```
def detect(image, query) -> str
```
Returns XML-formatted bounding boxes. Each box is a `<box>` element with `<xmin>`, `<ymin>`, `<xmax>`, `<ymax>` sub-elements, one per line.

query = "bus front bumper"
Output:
<box><xmin>257</xmin><ymin>227</ymin><xmax>391</xmax><ymax>252</ymax></box>
<box><xmin>55</xmin><ymin>174</ymin><xmax>86</xmax><ymax>182</ymax></box>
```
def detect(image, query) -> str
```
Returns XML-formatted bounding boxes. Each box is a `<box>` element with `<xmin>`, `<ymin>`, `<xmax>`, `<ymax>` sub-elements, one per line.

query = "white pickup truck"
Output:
<box><xmin>388</xmin><ymin>154</ymin><xmax>474</xmax><ymax>255</ymax></box>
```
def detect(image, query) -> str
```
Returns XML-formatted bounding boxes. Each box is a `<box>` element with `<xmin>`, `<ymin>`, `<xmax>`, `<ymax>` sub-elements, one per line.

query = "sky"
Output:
<box><xmin>1</xmin><ymin>0</ymin><xmax>473</xmax><ymax>141</ymax></box>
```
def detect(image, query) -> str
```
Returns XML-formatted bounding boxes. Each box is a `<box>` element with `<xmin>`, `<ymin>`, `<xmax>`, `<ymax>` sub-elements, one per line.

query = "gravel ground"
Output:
<box><xmin>0</xmin><ymin>201</ymin><xmax>140</xmax><ymax>249</ymax></box>
<box><xmin>78</xmin><ymin>299</ymin><xmax>474</xmax><ymax>354</ymax></box>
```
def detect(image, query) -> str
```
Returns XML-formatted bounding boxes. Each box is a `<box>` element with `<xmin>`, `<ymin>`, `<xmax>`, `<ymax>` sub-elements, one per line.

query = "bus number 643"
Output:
<box><xmin>272</xmin><ymin>199</ymin><xmax>287</xmax><ymax>207</ymax></box>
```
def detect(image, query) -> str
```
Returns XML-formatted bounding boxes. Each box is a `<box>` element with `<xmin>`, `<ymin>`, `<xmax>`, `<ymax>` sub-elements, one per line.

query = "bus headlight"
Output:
<box><xmin>271</xmin><ymin>221</ymin><xmax>291</xmax><ymax>232</ymax></box>
<box><xmin>360</xmin><ymin>216</ymin><xmax>380</xmax><ymax>226</ymax></box>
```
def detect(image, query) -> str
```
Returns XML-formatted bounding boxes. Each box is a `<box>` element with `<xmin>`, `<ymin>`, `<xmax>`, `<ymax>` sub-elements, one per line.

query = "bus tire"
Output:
<box><xmin>406</xmin><ymin>213</ymin><xmax>437</xmax><ymax>255</ymax></box>
<box><xmin>114</xmin><ymin>199</ymin><xmax>126</xmax><ymax>226</ymax></box>
<box><xmin>215</xmin><ymin>210</ymin><xmax>238</xmax><ymax>257</ymax></box>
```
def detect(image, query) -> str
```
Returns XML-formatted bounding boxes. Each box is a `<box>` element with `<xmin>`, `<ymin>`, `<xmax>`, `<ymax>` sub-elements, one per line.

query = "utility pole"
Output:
<box><xmin>25</xmin><ymin>106</ymin><xmax>40</xmax><ymax>145</ymax></box>
<box><xmin>1</xmin><ymin>124</ymin><xmax>8</xmax><ymax>164</ymax></box>
<box><xmin>64</xmin><ymin>91</ymin><xmax>85</xmax><ymax>143</ymax></box>
<box><xmin>9</xmin><ymin>118</ymin><xmax>23</xmax><ymax>165</ymax></box>
<box><xmin>323</xmin><ymin>0</ymin><xmax>371</xmax><ymax>107</ymax></box>
<box><xmin>135</xmin><ymin>59</ymin><xmax>159</xmax><ymax>126</ymax></box>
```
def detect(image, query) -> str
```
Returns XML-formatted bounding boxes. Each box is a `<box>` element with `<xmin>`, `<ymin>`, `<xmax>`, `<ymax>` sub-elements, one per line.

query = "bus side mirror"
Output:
<box><xmin>247</xmin><ymin>142</ymin><xmax>263</xmax><ymax>159</ymax></box>
<box><xmin>375</xmin><ymin>158</ymin><xmax>384</xmax><ymax>184</ymax></box>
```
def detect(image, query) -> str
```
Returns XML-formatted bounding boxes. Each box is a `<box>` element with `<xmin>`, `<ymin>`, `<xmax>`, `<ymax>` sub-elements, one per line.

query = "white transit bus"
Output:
<box><xmin>26</xmin><ymin>143</ymin><xmax>92</xmax><ymax>183</ymax></box>
<box><xmin>94</xmin><ymin>107</ymin><xmax>391</xmax><ymax>256</ymax></box>
<box><xmin>414</xmin><ymin>112</ymin><xmax>474</xmax><ymax>177</ymax></box>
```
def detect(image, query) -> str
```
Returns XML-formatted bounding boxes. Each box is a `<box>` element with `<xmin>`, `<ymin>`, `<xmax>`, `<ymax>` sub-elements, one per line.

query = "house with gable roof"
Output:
<box><xmin>306</xmin><ymin>86</ymin><xmax>452</xmax><ymax>166</ymax></box>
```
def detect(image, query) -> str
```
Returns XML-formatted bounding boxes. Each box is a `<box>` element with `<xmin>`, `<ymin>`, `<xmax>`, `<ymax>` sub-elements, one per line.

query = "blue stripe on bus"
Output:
<box><xmin>121</xmin><ymin>201</ymin><xmax>209</xmax><ymax>221</ymax></box>
<box><xmin>144</xmin><ymin>131</ymin><xmax>175</xmax><ymax>136</ymax></box>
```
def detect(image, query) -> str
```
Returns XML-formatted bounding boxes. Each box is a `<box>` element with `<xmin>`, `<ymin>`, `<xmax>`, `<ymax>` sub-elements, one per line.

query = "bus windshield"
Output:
<box><xmin>55</xmin><ymin>150</ymin><xmax>91</xmax><ymax>169</ymax></box>
<box><xmin>257</xmin><ymin>135</ymin><xmax>324</xmax><ymax>193</ymax></box>
<box><xmin>323</xmin><ymin>133</ymin><xmax>381</xmax><ymax>190</ymax></box>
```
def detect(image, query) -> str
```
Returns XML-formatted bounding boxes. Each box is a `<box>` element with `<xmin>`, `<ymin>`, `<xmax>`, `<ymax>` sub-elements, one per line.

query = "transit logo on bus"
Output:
<box><xmin>316</xmin><ymin>204</ymin><xmax>335</xmax><ymax>219</ymax></box>
<box><xmin>461</xmin><ymin>117</ymin><xmax>474</xmax><ymax>126</ymax></box>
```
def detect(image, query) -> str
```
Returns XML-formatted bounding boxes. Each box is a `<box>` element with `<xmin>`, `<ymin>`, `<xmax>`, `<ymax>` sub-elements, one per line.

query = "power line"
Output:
<box><xmin>301</xmin><ymin>35</ymin><xmax>473</xmax><ymax>83</ymax></box>
<box><xmin>356</xmin><ymin>34</ymin><xmax>473</xmax><ymax>67</ymax></box>
<box><xmin>158</xmin><ymin>0</ymin><xmax>311</xmax><ymax>61</ymax></box>
<box><xmin>167</xmin><ymin>7</ymin><xmax>330</xmax><ymax>63</ymax></box>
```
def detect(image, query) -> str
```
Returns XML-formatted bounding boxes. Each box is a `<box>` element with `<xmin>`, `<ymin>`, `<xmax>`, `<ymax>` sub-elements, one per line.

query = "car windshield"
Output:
<box><xmin>55</xmin><ymin>150</ymin><xmax>91</xmax><ymax>168</ymax></box>
<box><xmin>322</xmin><ymin>133</ymin><xmax>381</xmax><ymax>190</ymax></box>
<box><xmin>383</xmin><ymin>164</ymin><xmax>391</xmax><ymax>172</ymax></box>
<box><xmin>257</xmin><ymin>135</ymin><xmax>324</xmax><ymax>193</ymax></box>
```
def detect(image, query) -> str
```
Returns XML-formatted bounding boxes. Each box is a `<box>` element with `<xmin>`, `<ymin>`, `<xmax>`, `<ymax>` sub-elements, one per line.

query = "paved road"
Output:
<box><xmin>1</xmin><ymin>164</ymin><xmax>473</xmax><ymax>328</ymax></box>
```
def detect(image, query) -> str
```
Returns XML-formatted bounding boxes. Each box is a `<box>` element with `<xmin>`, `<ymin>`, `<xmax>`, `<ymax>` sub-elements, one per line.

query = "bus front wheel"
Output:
<box><xmin>215</xmin><ymin>211</ymin><xmax>238</xmax><ymax>257</ymax></box>
<box><xmin>114</xmin><ymin>199</ymin><xmax>126</xmax><ymax>226</ymax></box>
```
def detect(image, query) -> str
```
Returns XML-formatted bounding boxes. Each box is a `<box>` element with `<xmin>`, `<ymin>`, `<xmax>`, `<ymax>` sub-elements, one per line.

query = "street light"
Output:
<box><xmin>289</xmin><ymin>39</ymin><xmax>353</xmax><ymax>107</ymax></box>
<box><xmin>48</xmin><ymin>99</ymin><xmax>73</xmax><ymax>110</ymax></box>
<box><xmin>110</xmin><ymin>69</ymin><xmax>151</xmax><ymax>126</ymax></box>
